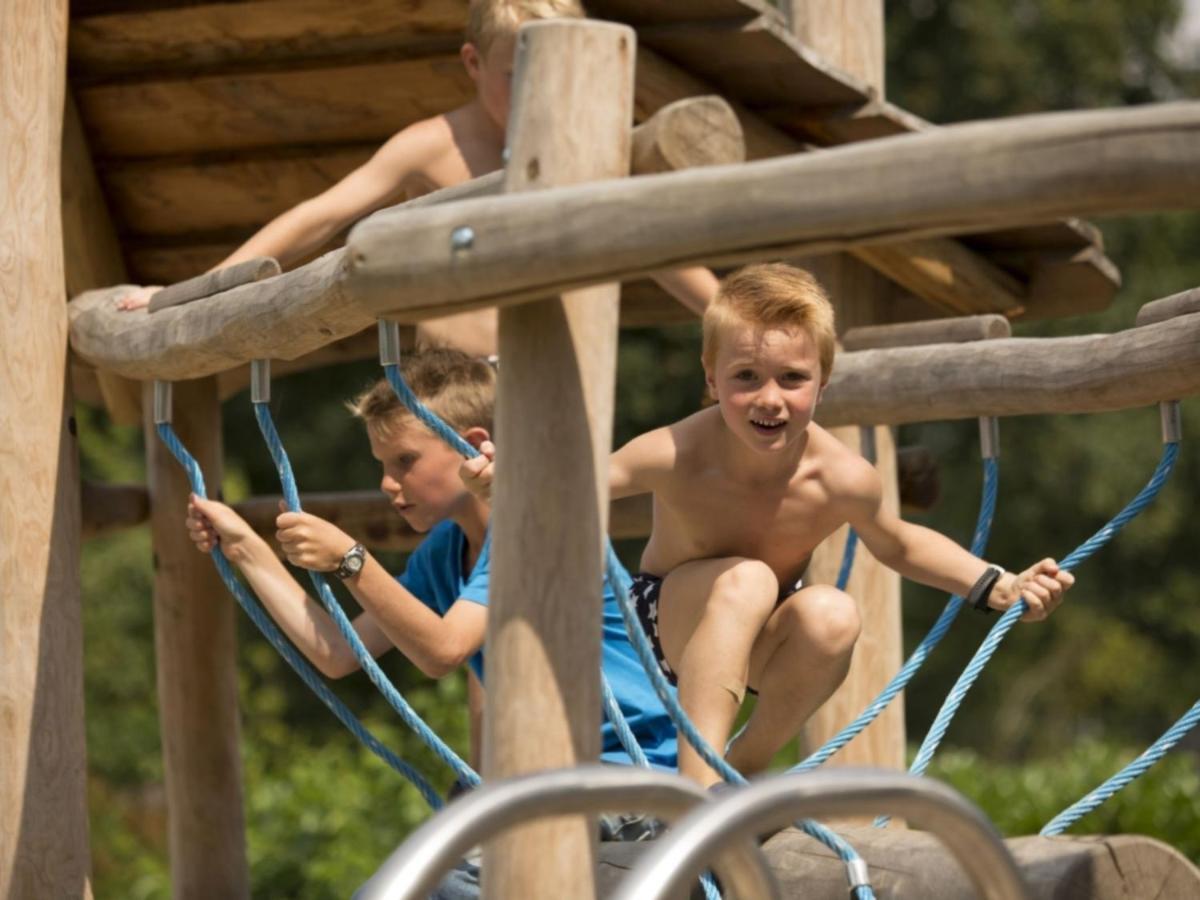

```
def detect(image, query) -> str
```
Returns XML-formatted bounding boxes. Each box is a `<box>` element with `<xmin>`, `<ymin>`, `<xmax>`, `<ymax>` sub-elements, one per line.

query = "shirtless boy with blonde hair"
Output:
<box><xmin>461</xmin><ymin>262</ymin><xmax>1075</xmax><ymax>785</ymax></box>
<box><xmin>118</xmin><ymin>0</ymin><xmax>717</xmax><ymax>347</ymax></box>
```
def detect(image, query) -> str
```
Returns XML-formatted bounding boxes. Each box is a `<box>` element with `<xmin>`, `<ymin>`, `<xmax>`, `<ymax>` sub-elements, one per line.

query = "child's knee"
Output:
<box><xmin>710</xmin><ymin>558</ymin><xmax>778</xmax><ymax>619</ymax></box>
<box><xmin>788</xmin><ymin>586</ymin><xmax>861</xmax><ymax>657</ymax></box>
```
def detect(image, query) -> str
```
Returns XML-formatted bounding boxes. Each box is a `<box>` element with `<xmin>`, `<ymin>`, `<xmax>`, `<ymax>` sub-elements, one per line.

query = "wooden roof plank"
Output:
<box><xmin>76</xmin><ymin>55</ymin><xmax>472</xmax><ymax>157</ymax></box>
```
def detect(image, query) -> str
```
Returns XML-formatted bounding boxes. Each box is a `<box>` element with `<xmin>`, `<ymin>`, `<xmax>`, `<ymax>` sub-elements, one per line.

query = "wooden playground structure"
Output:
<box><xmin>5</xmin><ymin>1</ymin><xmax>1200</xmax><ymax>897</ymax></box>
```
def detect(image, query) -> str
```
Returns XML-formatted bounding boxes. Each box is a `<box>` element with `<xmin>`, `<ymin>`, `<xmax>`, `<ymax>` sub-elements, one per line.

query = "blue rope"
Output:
<box><xmin>252</xmin><ymin>402</ymin><xmax>481</xmax><ymax>788</ymax></box>
<box><xmin>881</xmin><ymin>441</ymin><xmax>1181</xmax><ymax>828</ymax></box>
<box><xmin>1041</xmin><ymin>696</ymin><xmax>1200</xmax><ymax>835</ymax></box>
<box><xmin>835</xmin><ymin>528</ymin><xmax>859</xmax><ymax>592</ymax></box>
<box><xmin>154</xmin><ymin>422</ymin><xmax>443</xmax><ymax>809</ymax></box>
<box><xmin>794</xmin><ymin>456</ymin><xmax>999</xmax><ymax>773</ymax></box>
<box><xmin>384</xmin><ymin>363</ymin><xmax>867</xmax><ymax>897</ymax></box>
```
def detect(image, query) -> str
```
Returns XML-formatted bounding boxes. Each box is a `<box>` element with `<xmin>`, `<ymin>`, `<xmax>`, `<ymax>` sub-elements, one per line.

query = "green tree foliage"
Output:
<box><xmin>78</xmin><ymin>2</ymin><xmax>1200</xmax><ymax>894</ymax></box>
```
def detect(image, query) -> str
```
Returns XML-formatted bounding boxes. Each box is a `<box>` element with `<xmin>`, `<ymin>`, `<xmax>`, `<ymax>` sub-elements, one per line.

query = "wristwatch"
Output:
<box><xmin>967</xmin><ymin>564</ymin><xmax>1006</xmax><ymax>614</ymax></box>
<box><xmin>334</xmin><ymin>542</ymin><xmax>366</xmax><ymax>580</ymax></box>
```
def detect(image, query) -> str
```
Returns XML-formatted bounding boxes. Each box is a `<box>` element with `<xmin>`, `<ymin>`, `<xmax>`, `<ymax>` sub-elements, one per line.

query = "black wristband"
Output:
<box><xmin>967</xmin><ymin>564</ymin><xmax>1004</xmax><ymax>614</ymax></box>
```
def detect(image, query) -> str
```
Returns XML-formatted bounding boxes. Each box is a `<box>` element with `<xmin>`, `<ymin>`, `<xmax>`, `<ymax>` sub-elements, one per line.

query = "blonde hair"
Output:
<box><xmin>702</xmin><ymin>263</ymin><xmax>836</xmax><ymax>384</ymax></box>
<box><xmin>348</xmin><ymin>348</ymin><xmax>496</xmax><ymax>438</ymax></box>
<box><xmin>466</xmin><ymin>0</ymin><xmax>587</xmax><ymax>53</ymax></box>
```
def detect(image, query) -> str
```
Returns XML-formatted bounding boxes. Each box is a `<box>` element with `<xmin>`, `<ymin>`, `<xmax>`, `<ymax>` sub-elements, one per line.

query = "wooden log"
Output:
<box><xmin>1136</xmin><ymin>286</ymin><xmax>1200</xmax><ymax>327</ymax></box>
<box><xmin>630</xmin><ymin>96</ymin><xmax>744</xmax><ymax>173</ymax></box>
<box><xmin>597</xmin><ymin>825</ymin><xmax>1200</xmax><ymax>898</ymax></box>
<box><xmin>76</xmin><ymin>55</ymin><xmax>474</xmax><ymax>157</ymax></box>
<box><xmin>347</xmin><ymin>101</ymin><xmax>1200</xmax><ymax>322</ymax></box>
<box><xmin>62</xmin><ymin>92</ymin><xmax>143</xmax><ymax>426</ymax></box>
<box><xmin>817</xmin><ymin>311</ymin><xmax>1200</xmax><ymax>427</ymax></box>
<box><xmin>149</xmin><ymin>256</ymin><xmax>280</xmax><ymax>312</ymax></box>
<box><xmin>81</xmin><ymin>480</ymin><xmax>151</xmax><ymax>539</ymax></box>
<box><xmin>841</xmin><ymin>314</ymin><xmax>1012</xmax><ymax>352</ymax></box>
<box><xmin>68</xmin><ymin>0</ymin><xmax>466</xmax><ymax>79</ymax></box>
<box><xmin>0</xmin><ymin>3</ymin><xmax>93</xmax><ymax>896</ymax></box>
<box><xmin>483</xmin><ymin>20</ymin><xmax>634</xmax><ymax>900</ymax></box>
<box><xmin>143</xmin><ymin>378</ymin><xmax>249</xmax><ymax>898</ymax></box>
<box><xmin>631</xmin><ymin>47</ymin><xmax>1027</xmax><ymax>318</ymax></box>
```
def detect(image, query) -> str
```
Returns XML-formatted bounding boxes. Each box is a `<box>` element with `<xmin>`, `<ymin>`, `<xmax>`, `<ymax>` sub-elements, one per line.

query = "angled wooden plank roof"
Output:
<box><xmin>67</xmin><ymin>0</ymin><xmax>1119</xmax><ymax>319</ymax></box>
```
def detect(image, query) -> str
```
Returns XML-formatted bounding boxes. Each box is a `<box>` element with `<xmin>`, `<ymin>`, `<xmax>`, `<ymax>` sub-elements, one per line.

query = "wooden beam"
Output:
<box><xmin>76</xmin><ymin>55</ymin><xmax>474</xmax><ymax>157</ymax></box>
<box><xmin>818</xmin><ymin>311</ymin><xmax>1200</xmax><ymax>427</ymax></box>
<box><xmin>346</xmin><ymin>101</ymin><xmax>1200</xmax><ymax>321</ymax></box>
<box><xmin>841</xmin><ymin>313</ymin><xmax>1011</xmax><ymax>351</ymax></box>
<box><xmin>0</xmin><ymin>2</ymin><xmax>92</xmax><ymax>896</ymax></box>
<box><xmin>69</xmin><ymin>0</ymin><xmax>467</xmax><ymax>80</ymax></box>
<box><xmin>81</xmin><ymin>480</ymin><xmax>151</xmax><ymax>539</ymax></box>
<box><xmin>1136</xmin><ymin>286</ymin><xmax>1200</xmax><ymax>326</ymax></box>
<box><xmin>62</xmin><ymin>92</ymin><xmax>144</xmax><ymax>424</ymax></box>
<box><xmin>144</xmin><ymin>378</ymin><xmax>249</xmax><ymax>898</ymax></box>
<box><xmin>483</xmin><ymin>20</ymin><xmax>633</xmax><ymax>899</ymax></box>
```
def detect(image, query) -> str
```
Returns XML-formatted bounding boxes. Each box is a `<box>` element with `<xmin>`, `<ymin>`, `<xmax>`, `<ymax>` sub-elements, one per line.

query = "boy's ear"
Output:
<box><xmin>460</xmin><ymin>42</ymin><xmax>482</xmax><ymax>80</ymax></box>
<box><xmin>461</xmin><ymin>426</ymin><xmax>491</xmax><ymax>451</ymax></box>
<box><xmin>703</xmin><ymin>366</ymin><xmax>718</xmax><ymax>402</ymax></box>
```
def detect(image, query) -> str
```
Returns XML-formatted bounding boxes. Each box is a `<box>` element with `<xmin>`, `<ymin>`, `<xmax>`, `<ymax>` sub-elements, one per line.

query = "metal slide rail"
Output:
<box><xmin>355</xmin><ymin>765</ymin><xmax>779</xmax><ymax>900</ymax></box>
<box><xmin>613</xmin><ymin>769</ymin><xmax>1029</xmax><ymax>900</ymax></box>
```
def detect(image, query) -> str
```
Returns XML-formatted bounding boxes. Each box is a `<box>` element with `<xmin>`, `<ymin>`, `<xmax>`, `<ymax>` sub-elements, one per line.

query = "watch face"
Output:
<box><xmin>347</xmin><ymin>554</ymin><xmax>364</xmax><ymax>573</ymax></box>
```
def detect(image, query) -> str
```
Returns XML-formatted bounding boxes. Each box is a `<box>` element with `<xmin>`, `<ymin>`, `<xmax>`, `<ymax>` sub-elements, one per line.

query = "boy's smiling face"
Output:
<box><xmin>705</xmin><ymin>322</ymin><xmax>825</xmax><ymax>454</ymax></box>
<box><xmin>369</xmin><ymin>421</ymin><xmax>475</xmax><ymax>533</ymax></box>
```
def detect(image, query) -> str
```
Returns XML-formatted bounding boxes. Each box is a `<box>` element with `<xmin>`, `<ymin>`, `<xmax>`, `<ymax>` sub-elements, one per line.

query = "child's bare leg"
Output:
<box><xmin>658</xmin><ymin>558</ymin><xmax>780</xmax><ymax>786</ymax></box>
<box><xmin>725</xmin><ymin>585</ymin><xmax>860</xmax><ymax>776</ymax></box>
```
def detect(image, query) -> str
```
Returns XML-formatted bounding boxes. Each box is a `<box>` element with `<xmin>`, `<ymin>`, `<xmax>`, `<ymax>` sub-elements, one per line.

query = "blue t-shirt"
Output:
<box><xmin>397</xmin><ymin>520</ymin><xmax>678</xmax><ymax>770</ymax></box>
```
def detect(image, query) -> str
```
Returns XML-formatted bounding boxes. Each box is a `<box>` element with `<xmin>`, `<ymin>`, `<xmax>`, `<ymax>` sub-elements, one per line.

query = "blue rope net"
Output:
<box><xmin>881</xmin><ymin>441</ymin><xmax>1181</xmax><ymax>828</ymax></box>
<box><xmin>252</xmin><ymin>401</ymin><xmax>480</xmax><ymax>788</ymax></box>
<box><xmin>383</xmin><ymin>362</ymin><xmax>870</xmax><ymax>898</ymax></box>
<box><xmin>154</xmin><ymin>421</ymin><xmax>443</xmax><ymax>810</ymax></box>
<box><xmin>1042</xmin><ymin>696</ymin><xmax>1200</xmax><ymax>835</ymax></box>
<box><xmin>793</xmin><ymin>456</ymin><xmax>999</xmax><ymax>774</ymax></box>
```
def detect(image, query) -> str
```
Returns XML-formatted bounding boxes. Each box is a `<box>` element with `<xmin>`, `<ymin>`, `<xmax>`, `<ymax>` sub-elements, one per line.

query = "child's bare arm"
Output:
<box><xmin>187</xmin><ymin>495</ymin><xmax>392</xmax><ymax>678</ymax></box>
<box><xmin>274</xmin><ymin>508</ymin><xmax>488</xmax><ymax>677</ymax></box>
<box><xmin>118</xmin><ymin>121</ymin><xmax>443</xmax><ymax>310</ymax></box>
<box><xmin>843</xmin><ymin>464</ymin><xmax>1073</xmax><ymax>620</ymax></box>
<box><xmin>650</xmin><ymin>266</ymin><xmax>720</xmax><ymax>315</ymax></box>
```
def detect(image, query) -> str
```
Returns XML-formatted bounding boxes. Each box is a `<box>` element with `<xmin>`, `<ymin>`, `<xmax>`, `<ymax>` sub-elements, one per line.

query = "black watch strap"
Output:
<box><xmin>967</xmin><ymin>564</ymin><xmax>1005</xmax><ymax>614</ymax></box>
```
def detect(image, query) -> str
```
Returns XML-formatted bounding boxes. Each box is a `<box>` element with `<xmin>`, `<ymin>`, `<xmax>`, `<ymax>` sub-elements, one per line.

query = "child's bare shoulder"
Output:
<box><xmin>808</xmin><ymin>423</ymin><xmax>882</xmax><ymax>507</ymax></box>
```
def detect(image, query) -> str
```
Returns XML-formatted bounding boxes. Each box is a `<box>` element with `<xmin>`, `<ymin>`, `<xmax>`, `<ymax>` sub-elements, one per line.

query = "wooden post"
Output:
<box><xmin>143</xmin><ymin>378</ymin><xmax>249</xmax><ymax>898</ymax></box>
<box><xmin>484</xmin><ymin>20</ymin><xmax>634</xmax><ymax>900</ymax></box>
<box><xmin>62</xmin><ymin>93</ymin><xmax>143</xmax><ymax>427</ymax></box>
<box><xmin>0</xmin><ymin>1</ymin><xmax>94</xmax><ymax>897</ymax></box>
<box><xmin>789</xmin><ymin>0</ymin><xmax>906</xmax><ymax>770</ymax></box>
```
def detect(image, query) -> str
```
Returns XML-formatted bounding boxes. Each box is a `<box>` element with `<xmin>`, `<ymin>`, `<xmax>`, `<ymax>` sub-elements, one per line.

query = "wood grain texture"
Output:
<box><xmin>347</xmin><ymin>102</ymin><xmax>1200</xmax><ymax>321</ymax></box>
<box><xmin>0</xmin><ymin>2</ymin><xmax>93</xmax><ymax>897</ymax></box>
<box><xmin>149</xmin><ymin>256</ymin><xmax>280</xmax><ymax>311</ymax></box>
<box><xmin>841</xmin><ymin>314</ymin><xmax>1011</xmax><ymax>352</ymax></box>
<box><xmin>77</xmin><ymin>55</ymin><xmax>473</xmax><ymax>157</ymax></box>
<box><xmin>62</xmin><ymin>93</ymin><xmax>144</xmax><ymax>425</ymax></box>
<box><xmin>69</xmin><ymin>0</ymin><xmax>466</xmax><ymax>79</ymax></box>
<box><xmin>482</xmin><ymin>20</ymin><xmax>634</xmax><ymax>900</ymax></box>
<box><xmin>818</xmin><ymin>311</ymin><xmax>1200</xmax><ymax>427</ymax></box>
<box><xmin>143</xmin><ymin>378</ymin><xmax>248</xmax><ymax>898</ymax></box>
<box><xmin>1136</xmin><ymin>286</ymin><xmax>1200</xmax><ymax>326</ymax></box>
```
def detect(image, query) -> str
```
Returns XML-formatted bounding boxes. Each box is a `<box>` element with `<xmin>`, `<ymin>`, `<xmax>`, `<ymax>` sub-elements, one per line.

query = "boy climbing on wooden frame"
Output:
<box><xmin>464</xmin><ymin>262</ymin><xmax>1076</xmax><ymax>786</ymax></box>
<box><xmin>118</xmin><ymin>0</ymin><xmax>718</xmax><ymax>347</ymax></box>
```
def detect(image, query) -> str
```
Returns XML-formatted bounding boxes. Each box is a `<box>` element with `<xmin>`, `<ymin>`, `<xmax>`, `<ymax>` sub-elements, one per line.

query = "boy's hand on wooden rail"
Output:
<box><xmin>459</xmin><ymin>440</ymin><xmax>495</xmax><ymax>502</ymax></box>
<box><xmin>115</xmin><ymin>285</ymin><xmax>162</xmax><ymax>311</ymax></box>
<box><xmin>989</xmin><ymin>558</ymin><xmax>1075</xmax><ymax>622</ymax></box>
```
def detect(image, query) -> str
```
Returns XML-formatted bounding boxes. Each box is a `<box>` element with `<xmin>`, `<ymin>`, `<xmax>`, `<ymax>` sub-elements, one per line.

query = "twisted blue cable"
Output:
<box><xmin>835</xmin><ymin>528</ymin><xmax>859</xmax><ymax>592</ymax></box>
<box><xmin>155</xmin><ymin>422</ymin><xmax>442</xmax><ymax>810</ymax></box>
<box><xmin>1041</xmin><ymin>696</ymin><xmax>1200</xmax><ymax>835</ymax></box>
<box><xmin>253</xmin><ymin>402</ymin><xmax>481</xmax><ymax>788</ymax></box>
<box><xmin>880</xmin><ymin>441</ymin><xmax>1181</xmax><ymax>828</ymax></box>
<box><xmin>794</xmin><ymin>457</ymin><xmax>999</xmax><ymax>773</ymax></box>
<box><xmin>384</xmin><ymin>363</ymin><xmax>862</xmax><ymax>897</ymax></box>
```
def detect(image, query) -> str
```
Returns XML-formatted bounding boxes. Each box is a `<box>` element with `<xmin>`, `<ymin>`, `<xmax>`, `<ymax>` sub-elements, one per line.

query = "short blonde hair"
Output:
<box><xmin>348</xmin><ymin>348</ymin><xmax>496</xmax><ymax>438</ymax></box>
<box><xmin>466</xmin><ymin>0</ymin><xmax>587</xmax><ymax>53</ymax></box>
<box><xmin>702</xmin><ymin>263</ymin><xmax>836</xmax><ymax>383</ymax></box>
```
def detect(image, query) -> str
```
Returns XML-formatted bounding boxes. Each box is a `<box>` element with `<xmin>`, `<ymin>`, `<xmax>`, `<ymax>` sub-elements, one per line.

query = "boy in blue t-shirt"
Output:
<box><xmin>185</xmin><ymin>347</ymin><xmax>677</xmax><ymax>773</ymax></box>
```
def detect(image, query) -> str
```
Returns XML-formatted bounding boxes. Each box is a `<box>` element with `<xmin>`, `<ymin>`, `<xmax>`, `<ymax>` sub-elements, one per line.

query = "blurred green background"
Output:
<box><xmin>80</xmin><ymin>2</ymin><xmax>1200</xmax><ymax>896</ymax></box>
